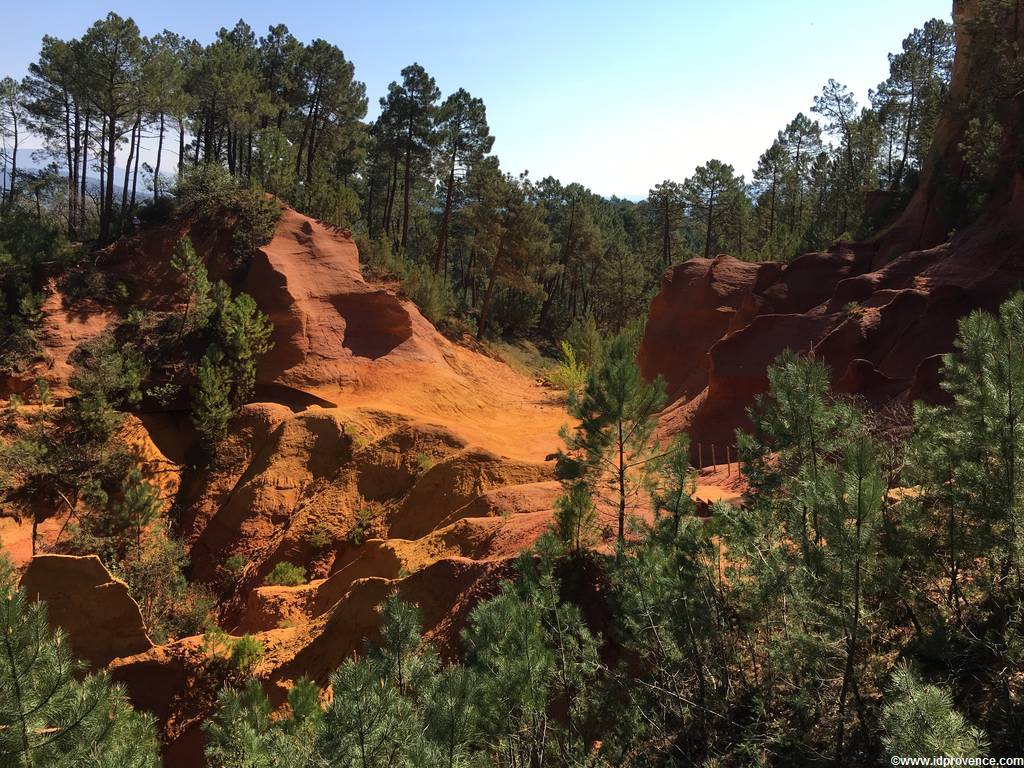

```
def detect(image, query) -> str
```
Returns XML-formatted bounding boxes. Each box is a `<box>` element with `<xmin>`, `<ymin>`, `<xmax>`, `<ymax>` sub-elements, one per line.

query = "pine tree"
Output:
<box><xmin>317</xmin><ymin>658</ymin><xmax>422</xmax><ymax>767</ymax></box>
<box><xmin>738</xmin><ymin>350</ymin><xmax>858</xmax><ymax>564</ymax></box>
<box><xmin>192</xmin><ymin>345</ymin><xmax>233</xmax><ymax>450</ymax></box>
<box><xmin>212</xmin><ymin>287</ymin><xmax>274</xmax><ymax>406</ymax></box>
<box><xmin>881</xmin><ymin>665</ymin><xmax>987</xmax><ymax>758</ymax></box>
<box><xmin>557</xmin><ymin>331</ymin><xmax>667</xmax><ymax>548</ymax></box>
<box><xmin>0</xmin><ymin>556</ymin><xmax>160</xmax><ymax>767</ymax></box>
<box><xmin>369</xmin><ymin>593</ymin><xmax>438</xmax><ymax>696</ymax></box>
<box><xmin>421</xmin><ymin>665</ymin><xmax>483</xmax><ymax>768</ymax></box>
<box><xmin>648</xmin><ymin>435</ymin><xmax>695</xmax><ymax>534</ymax></box>
<box><xmin>78</xmin><ymin>13</ymin><xmax>144</xmax><ymax>241</ymax></box>
<box><xmin>170</xmin><ymin>235</ymin><xmax>213</xmax><ymax>334</ymax></box>
<box><xmin>462</xmin><ymin>586</ymin><xmax>555</xmax><ymax>766</ymax></box>
<box><xmin>383</xmin><ymin>63</ymin><xmax>439</xmax><ymax>254</ymax></box>
<box><xmin>819</xmin><ymin>438</ymin><xmax>885</xmax><ymax>761</ymax></box>
<box><xmin>683</xmin><ymin>159</ymin><xmax>744</xmax><ymax>258</ymax></box>
<box><xmin>553</xmin><ymin>481</ymin><xmax>598</xmax><ymax>556</ymax></box>
<box><xmin>115</xmin><ymin>467</ymin><xmax>162</xmax><ymax>560</ymax></box>
<box><xmin>904</xmin><ymin>292</ymin><xmax>1024</xmax><ymax>618</ymax></box>
<box><xmin>204</xmin><ymin>678</ymin><xmax>321</xmax><ymax>768</ymax></box>
<box><xmin>432</xmin><ymin>88</ymin><xmax>493</xmax><ymax>274</ymax></box>
<box><xmin>1</xmin><ymin>77</ymin><xmax>26</xmax><ymax>210</ymax></box>
<box><xmin>642</xmin><ymin>180</ymin><xmax>683</xmax><ymax>266</ymax></box>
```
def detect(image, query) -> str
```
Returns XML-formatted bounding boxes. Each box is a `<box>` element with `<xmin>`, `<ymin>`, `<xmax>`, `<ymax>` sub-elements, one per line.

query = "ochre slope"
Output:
<box><xmin>2</xmin><ymin>203</ymin><xmax>572</xmax><ymax>765</ymax></box>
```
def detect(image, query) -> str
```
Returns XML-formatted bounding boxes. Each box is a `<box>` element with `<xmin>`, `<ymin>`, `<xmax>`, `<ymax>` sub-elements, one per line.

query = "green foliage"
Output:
<box><xmin>553</xmin><ymin>481</ymin><xmax>597</xmax><ymax>555</ymax></box>
<box><xmin>186</xmin><ymin>281</ymin><xmax>273</xmax><ymax>452</ymax></box>
<box><xmin>191</xmin><ymin>345</ymin><xmax>234</xmax><ymax>450</ymax></box>
<box><xmin>67</xmin><ymin>337</ymin><xmax>148</xmax><ymax>405</ymax></box>
<box><xmin>0</xmin><ymin>210</ymin><xmax>70</xmax><ymax>374</ymax></box>
<box><xmin>563</xmin><ymin>313</ymin><xmax>604</xmax><ymax>370</ymax></box>
<box><xmin>221</xmin><ymin>554</ymin><xmax>248</xmax><ymax>591</ymax></box>
<box><xmin>549</xmin><ymin>340</ymin><xmax>587</xmax><ymax>394</ymax></box>
<box><xmin>171</xmin><ymin>235</ymin><xmax>214</xmax><ymax>334</ymax></box>
<box><xmin>204</xmin><ymin>678</ymin><xmax>322</xmax><ymax>768</ymax></box>
<box><xmin>414</xmin><ymin>451</ymin><xmax>434</xmax><ymax>474</ymax></box>
<box><xmin>318</xmin><ymin>657</ymin><xmax>421</xmax><ymax>766</ymax></box>
<box><xmin>648</xmin><ymin>434</ymin><xmax>696</xmax><ymax>531</ymax></box>
<box><xmin>114</xmin><ymin>530</ymin><xmax>216</xmax><ymax>643</ymax></box>
<box><xmin>370</xmin><ymin>594</ymin><xmax>439</xmax><ymax>695</ymax></box>
<box><xmin>881</xmin><ymin>665</ymin><xmax>987</xmax><ymax>758</ymax></box>
<box><xmin>403</xmin><ymin>262</ymin><xmax>455</xmax><ymax>323</ymax></box>
<box><xmin>70</xmin><ymin>467</ymin><xmax>160</xmax><ymax>563</ymax></box>
<box><xmin>0</xmin><ymin>560</ymin><xmax>161</xmax><ymax>766</ymax></box>
<box><xmin>32</xmin><ymin>379</ymin><xmax>50</xmax><ymax>406</ymax></box>
<box><xmin>359</xmin><ymin>234</ymin><xmax>455</xmax><ymax>324</ymax></box>
<box><xmin>903</xmin><ymin>292</ymin><xmax>1024</xmax><ymax>631</ymax></box>
<box><xmin>265</xmin><ymin>561</ymin><xmax>306</xmax><ymax>587</ymax></box>
<box><xmin>230</xmin><ymin>634</ymin><xmax>265</xmax><ymax>673</ymax></box>
<box><xmin>557</xmin><ymin>331</ymin><xmax>667</xmax><ymax>547</ymax></box>
<box><xmin>174</xmin><ymin>165</ymin><xmax>281</xmax><ymax>267</ymax></box>
<box><xmin>211</xmin><ymin>286</ymin><xmax>274</xmax><ymax>406</ymax></box>
<box><xmin>349</xmin><ymin>505</ymin><xmax>377</xmax><ymax>546</ymax></box>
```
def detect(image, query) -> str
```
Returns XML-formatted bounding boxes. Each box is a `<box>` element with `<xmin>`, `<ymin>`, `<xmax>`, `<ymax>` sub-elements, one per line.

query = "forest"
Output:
<box><xmin>2</xmin><ymin>0</ymin><xmax>1024</xmax><ymax>766</ymax></box>
<box><xmin>0</xmin><ymin>11</ymin><xmax>962</xmax><ymax>345</ymax></box>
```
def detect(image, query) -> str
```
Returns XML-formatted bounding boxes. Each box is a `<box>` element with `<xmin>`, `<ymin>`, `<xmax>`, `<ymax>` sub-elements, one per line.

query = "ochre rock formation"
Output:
<box><xmin>640</xmin><ymin>0</ymin><xmax>1024</xmax><ymax>451</ymax></box>
<box><xmin>0</xmin><ymin>197</ymin><xmax>575</xmax><ymax>765</ymax></box>
<box><xmin>20</xmin><ymin>554</ymin><xmax>153</xmax><ymax>667</ymax></box>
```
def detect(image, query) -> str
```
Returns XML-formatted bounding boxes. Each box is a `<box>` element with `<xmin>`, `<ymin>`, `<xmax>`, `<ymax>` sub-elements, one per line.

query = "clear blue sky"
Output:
<box><xmin>4</xmin><ymin>0</ymin><xmax>952</xmax><ymax>199</ymax></box>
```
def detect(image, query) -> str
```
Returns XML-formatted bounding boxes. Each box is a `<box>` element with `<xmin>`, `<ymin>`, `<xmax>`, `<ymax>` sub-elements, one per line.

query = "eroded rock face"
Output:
<box><xmin>638</xmin><ymin>0</ymin><xmax>1024</xmax><ymax>450</ymax></box>
<box><xmin>642</xmin><ymin>205</ymin><xmax>1024</xmax><ymax>449</ymax></box>
<box><xmin>637</xmin><ymin>256</ymin><xmax>780</xmax><ymax>403</ymax></box>
<box><xmin>20</xmin><ymin>554</ymin><xmax>153</xmax><ymax>667</ymax></box>
<box><xmin>245</xmin><ymin>208</ymin><xmax>429</xmax><ymax>391</ymax></box>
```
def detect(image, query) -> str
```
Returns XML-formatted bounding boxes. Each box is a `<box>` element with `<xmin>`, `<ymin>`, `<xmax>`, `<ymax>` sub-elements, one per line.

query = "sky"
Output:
<box><xmin>3</xmin><ymin>0</ymin><xmax>952</xmax><ymax>199</ymax></box>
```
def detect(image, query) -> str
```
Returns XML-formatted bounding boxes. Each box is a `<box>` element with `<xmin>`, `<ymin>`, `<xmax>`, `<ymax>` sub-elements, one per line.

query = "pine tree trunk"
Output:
<box><xmin>119</xmin><ymin>114</ymin><xmax>140</xmax><ymax>236</ymax></box>
<box><xmin>617</xmin><ymin>421</ymin><xmax>626</xmax><ymax>548</ymax></box>
<box><xmin>704</xmin><ymin>193</ymin><xmax>715</xmax><ymax>258</ymax></box>
<box><xmin>476</xmin><ymin>235</ymin><xmax>506</xmax><ymax>340</ymax></box>
<box><xmin>433</xmin><ymin>150</ymin><xmax>458</xmax><ymax>273</ymax></box>
<box><xmin>154</xmin><ymin>113</ymin><xmax>165</xmax><ymax>198</ymax></box>
<box><xmin>63</xmin><ymin>93</ymin><xmax>75</xmax><ymax>237</ymax></box>
<box><xmin>383</xmin><ymin>150</ymin><xmax>399</xmax><ymax>237</ymax></box>
<box><xmin>178</xmin><ymin>117</ymin><xmax>186</xmax><ymax>176</ymax></box>
<box><xmin>80</xmin><ymin>112</ymin><xmax>90</xmax><ymax>233</ymax></box>
<box><xmin>662</xmin><ymin>195</ymin><xmax>671</xmax><ymax>265</ymax></box>
<box><xmin>103</xmin><ymin>115</ymin><xmax>118</xmax><ymax>241</ymax></box>
<box><xmin>129</xmin><ymin>123</ymin><xmax>142</xmax><ymax>222</ymax></box>
<box><xmin>7</xmin><ymin>95</ymin><xmax>18</xmax><ymax>207</ymax></box>
<box><xmin>401</xmin><ymin>110</ymin><xmax>414</xmax><ymax>253</ymax></box>
<box><xmin>98</xmin><ymin>120</ymin><xmax>106</xmax><ymax>225</ymax></box>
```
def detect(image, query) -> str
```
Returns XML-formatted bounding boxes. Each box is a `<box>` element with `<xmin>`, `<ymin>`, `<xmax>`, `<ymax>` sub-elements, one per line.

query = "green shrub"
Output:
<box><xmin>0</xmin><ymin>210</ymin><xmax>71</xmax><ymax>373</ymax></box>
<box><xmin>221</xmin><ymin>554</ymin><xmax>247</xmax><ymax>590</ymax></box>
<box><xmin>355</xmin><ymin>236</ymin><xmax>454</xmax><ymax>324</ymax></box>
<box><xmin>881</xmin><ymin>664</ymin><xmax>988</xmax><ymax>758</ymax></box>
<box><xmin>563</xmin><ymin>313</ymin><xmax>604</xmax><ymax>369</ymax></box>
<box><xmin>549</xmin><ymin>340</ymin><xmax>587</xmax><ymax>394</ymax></box>
<box><xmin>414</xmin><ymin>451</ymin><xmax>434</xmax><ymax>474</ymax></box>
<box><xmin>174</xmin><ymin>165</ymin><xmax>280</xmax><ymax>268</ymax></box>
<box><xmin>302</xmin><ymin>527</ymin><xmax>332</xmax><ymax>553</ymax></box>
<box><xmin>265</xmin><ymin>561</ymin><xmax>306</xmax><ymax>587</ymax></box>
<box><xmin>229</xmin><ymin>634</ymin><xmax>265</xmax><ymax>673</ymax></box>
<box><xmin>403</xmin><ymin>263</ymin><xmax>454</xmax><ymax>323</ymax></box>
<box><xmin>32</xmin><ymin>379</ymin><xmax>50</xmax><ymax>406</ymax></box>
<box><xmin>349</xmin><ymin>506</ymin><xmax>376</xmax><ymax>546</ymax></box>
<box><xmin>68</xmin><ymin>333</ymin><xmax>148</xmax><ymax>410</ymax></box>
